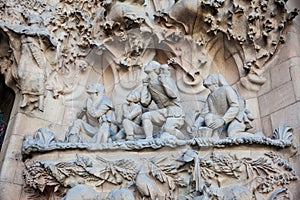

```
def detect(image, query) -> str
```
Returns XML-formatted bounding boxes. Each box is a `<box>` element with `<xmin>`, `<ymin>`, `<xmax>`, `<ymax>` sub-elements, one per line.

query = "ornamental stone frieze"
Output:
<box><xmin>0</xmin><ymin>0</ymin><xmax>299</xmax><ymax>200</ymax></box>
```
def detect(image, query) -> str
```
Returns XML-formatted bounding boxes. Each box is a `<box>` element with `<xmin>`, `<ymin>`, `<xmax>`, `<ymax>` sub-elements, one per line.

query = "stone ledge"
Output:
<box><xmin>22</xmin><ymin>137</ymin><xmax>293</xmax><ymax>157</ymax></box>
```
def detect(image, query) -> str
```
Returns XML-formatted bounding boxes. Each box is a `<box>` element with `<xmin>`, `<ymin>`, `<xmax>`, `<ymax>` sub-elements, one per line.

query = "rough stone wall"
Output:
<box><xmin>258</xmin><ymin>0</ymin><xmax>300</xmax><ymax>197</ymax></box>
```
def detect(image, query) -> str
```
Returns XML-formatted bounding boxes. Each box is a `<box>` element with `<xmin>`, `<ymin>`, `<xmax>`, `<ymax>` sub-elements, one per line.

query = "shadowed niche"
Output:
<box><xmin>0</xmin><ymin>74</ymin><xmax>15</xmax><ymax>150</ymax></box>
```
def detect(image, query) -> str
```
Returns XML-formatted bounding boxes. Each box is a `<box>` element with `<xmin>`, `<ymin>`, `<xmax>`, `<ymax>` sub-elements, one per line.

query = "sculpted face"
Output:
<box><xmin>204</xmin><ymin>82</ymin><xmax>218</xmax><ymax>92</ymax></box>
<box><xmin>203</xmin><ymin>76</ymin><xmax>219</xmax><ymax>92</ymax></box>
<box><xmin>90</xmin><ymin>92</ymin><xmax>99</xmax><ymax>101</ymax></box>
<box><xmin>144</xmin><ymin>61</ymin><xmax>160</xmax><ymax>74</ymax></box>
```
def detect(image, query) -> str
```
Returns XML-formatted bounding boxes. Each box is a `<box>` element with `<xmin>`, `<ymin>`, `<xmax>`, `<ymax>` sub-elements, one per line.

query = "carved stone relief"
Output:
<box><xmin>0</xmin><ymin>0</ymin><xmax>299</xmax><ymax>199</ymax></box>
<box><xmin>0</xmin><ymin>0</ymin><xmax>298</xmax><ymax>112</ymax></box>
<box><xmin>23</xmin><ymin>149</ymin><xmax>298</xmax><ymax>199</ymax></box>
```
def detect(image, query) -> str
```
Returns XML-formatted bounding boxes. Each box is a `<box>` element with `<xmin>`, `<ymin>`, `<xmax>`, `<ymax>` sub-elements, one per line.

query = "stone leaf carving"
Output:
<box><xmin>271</xmin><ymin>125</ymin><xmax>293</xmax><ymax>142</ymax></box>
<box><xmin>23</xmin><ymin>155</ymin><xmax>138</xmax><ymax>195</ymax></box>
<box><xmin>23</xmin><ymin>151</ymin><xmax>297</xmax><ymax>199</ymax></box>
<box><xmin>0</xmin><ymin>0</ymin><xmax>298</xmax><ymax>114</ymax></box>
<box><xmin>23</xmin><ymin>127</ymin><xmax>56</xmax><ymax>147</ymax></box>
<box><xmin>61</xmin><ymin>185</ymin><xmax>135</xmax><ymax>200</ymax></box>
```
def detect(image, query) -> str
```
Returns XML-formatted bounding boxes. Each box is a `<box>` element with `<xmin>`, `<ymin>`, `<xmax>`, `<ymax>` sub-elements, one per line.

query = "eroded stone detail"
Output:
<box><xmin>65</xmin><ymin>83</ymin><xmax>117</xmax><ymax>143</ymax></box>
<box><xmin>0</xmin><ymin>0</ymin><xmax>298</xmax><ymax>112</ymax></box>
<box><xmin>0</xmin><ymin>0</ymin><xmax>298</xmax><ymax>199</ymax></box>
<box><xmin>22</xmin><ymin>73</ymin><xmax>294</xmax><ymax>153</ymax></box>
<box><xmin>188</xmin><ymin>74</ymin><xmax>256</xmax><ymax>138</ymax></box>
<box><xmin>23</xmin><ymin>151</ymin><xmax>297</xmax><ymax>199</ymax></box>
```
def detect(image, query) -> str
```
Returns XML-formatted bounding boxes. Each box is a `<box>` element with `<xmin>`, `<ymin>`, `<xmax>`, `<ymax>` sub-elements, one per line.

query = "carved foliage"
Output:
<box><xmin>0</xmin><ymin>0</ymin><xmax>298</xmax><ymax>112</ymax></box>
<box><xmin>272</xmin><ymin>125</ymin><xmax>293</xmax><ymax>142</ymax></box>
<box><xmin>23</xmin><ymin>150</ymin><xmax>297</xmax><ymax>199</ymax></box>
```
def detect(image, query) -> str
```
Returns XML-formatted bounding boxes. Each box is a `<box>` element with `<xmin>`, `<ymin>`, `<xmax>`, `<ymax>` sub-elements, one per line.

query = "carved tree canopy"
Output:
<box><xmin>0</xmin><ymin>0</ymin><xmax>298</xmax><ymax>106</ymax></box>
<box><xmin>0</xmin><ymin>0</ymin><xmax>298</xmax><ymax>199</ymax></box>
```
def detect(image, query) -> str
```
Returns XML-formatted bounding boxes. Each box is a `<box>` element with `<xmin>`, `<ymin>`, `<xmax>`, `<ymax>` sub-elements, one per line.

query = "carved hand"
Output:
<box><xmin>189</xmin><ymin>125</ymin><xmax>198</xmax><ymax>133</ymax></box>
<box><xmin>77</xmin><ymin>109</ymin><xmax>86</xmax><ymax>119</ymax></box>
<box><xmin>142</xmin><ymin>78</ymin><xmax>150</xmax><ymax>86</ymax></box>
<box><xmin>208</xmin><ymin>118</ymin><xmax>225</xmax><ymax>129</ymax></box>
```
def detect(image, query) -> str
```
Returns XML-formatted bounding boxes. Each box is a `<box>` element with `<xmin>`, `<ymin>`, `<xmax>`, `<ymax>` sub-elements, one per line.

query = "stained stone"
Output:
<box><xmin>0</xmin><ymin>0</ymin><xmax>299</xmax><ymax>199</ymax></box>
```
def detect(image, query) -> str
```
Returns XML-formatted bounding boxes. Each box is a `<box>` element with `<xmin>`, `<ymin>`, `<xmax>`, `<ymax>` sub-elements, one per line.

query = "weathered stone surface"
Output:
<box><xmin>0</xmin><ymin>157</ymin><xmax>18</xmax><ymax>182</ymax></box>
<box><xmin>3</xmin><ymin>134</ymin><xmax>23</xmax><ymax>160</ymax></box>
<box><xmin>249</xmin><ymin>118</ymin><xmax>262</xmax><ymax>134</ymax></box>
<box><xmin>257</xmin><ymin>70</ymin><xmax>272</xmax><ymax>97</ymax></box>
<box><xmin>13</xmin><ymin>161</ymin><xmax>25</xmax><ymax>185</ymax></box>
<box><xmin>245</xmin><ymin>98</ymin><xmax>260</xmax><ymax>119</ymax></box>
<box><xmin>270</xmin><ymin>101</ymin><xmax>300</xmax><ymax>130</ymax></box>
<box><xmin>0</xmin><ymin>182</ymin><xmax>22</xmax><ymax>200</ymax></box>
<box><xmin>0</xmin><ymin>0</ymin><xmax>298</xmax><ymax>199</ymax></box>
<box><xmin>290</xmin><ymin>63</ymin><xmax>300</xmax><ymax>101</ymax></box>
<box><xmin>270</xmin><ymin>61</ymin><xmax>292</xmax><ymax>90</ymax></box>
<box><xmin>259</xmin><ymin>81</ymin><xmax>296</xmax><ymax>117</ymax></box>
<box><xmin>261</xmin><ymin>115</ymin><xmax>273</xmax><ymax>137</ymax></box>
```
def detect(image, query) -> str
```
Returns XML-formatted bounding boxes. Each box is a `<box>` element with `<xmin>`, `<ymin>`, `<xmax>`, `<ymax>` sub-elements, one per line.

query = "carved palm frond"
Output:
<box><xmin>272</xmin><ymin>125</ymin><xmax>293</xmax><ymax>142</ymax></box>
<box><xmin>96</xmin><ymin>156</ymin><xmax>138</xmax><ymax>183</ymax></box>
<box><xmin>147</xmin><ymin>157</ymin><xmax>180</xmax><ymax>191</ymax></box>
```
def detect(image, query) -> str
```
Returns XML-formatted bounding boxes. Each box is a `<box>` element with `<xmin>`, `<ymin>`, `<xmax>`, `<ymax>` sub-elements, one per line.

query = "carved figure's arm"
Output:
<box><xmin>94</xmin><ymin>98</ymin><xmax>114</xmax><ymax>118</ymax></box>
<box><xmin>192</xmin><ymin>102</ymin><xmax>209</xmax><ymax>128</ymax></box>
<box><xmin>159</xmin><ymin>75</ymin><xmax>178</xmax><ymax>99</ymax></box>
<box><xmin>77</xmin><ymin>99</ymin><xmax>88</xmax><ymax>119</ymax></box>
<box><xmin>222</xmin><ymin>86</ymin><xmax>239</xmax><ymax>124</ymax></box>
<box><xmin>126</xmin><ymin>105</ymin><xmax>142</xmax><ymax>120</ymax></box>
<box><xmin>140</xmin><ymin>79</ymin><xmax>152</xmax><ymax>107</ymax></box>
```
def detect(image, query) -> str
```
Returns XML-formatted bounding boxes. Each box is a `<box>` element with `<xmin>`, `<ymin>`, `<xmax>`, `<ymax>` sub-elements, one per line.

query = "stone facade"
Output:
<box><xmin>0</xmin><ymin>0</ymin><xmax>299</xmax><ymax>199</ymax></box>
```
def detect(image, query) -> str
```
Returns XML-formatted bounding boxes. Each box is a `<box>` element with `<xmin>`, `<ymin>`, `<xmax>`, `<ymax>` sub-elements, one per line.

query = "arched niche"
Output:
<box><xmin>0</xmin><ymin>74</ymin><xmax>15</xmax><ymax>150</ymax></box>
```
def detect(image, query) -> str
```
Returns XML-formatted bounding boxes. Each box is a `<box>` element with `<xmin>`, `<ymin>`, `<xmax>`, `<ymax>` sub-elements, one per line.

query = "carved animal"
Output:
<box><xmin>106</xmin><ymin>188</ymin><xmax>135</xmax><ymax>200</ymax></box>
<box><xmin>61</xmin><ymin>184</ymin><xmax>100</xmax><ymax>200</ymax></box>
<box><xmin>135</xmin><ymin>162</ymin><xmax>164</xmax><ymax>200</ymax></box>
<box><xmin>62</xmin><ymin>185</ymin><xmax>134</xmax><ymax>200</ymax></box>
<box><xmin>199</xmin><ymin>177</ymin><xmax>264</xmax><ymax>200</ymax></box>
<box><xmin>221</xmin><ymin>185</ymin><xmax>255</xmax><ymax>200</ymax></box>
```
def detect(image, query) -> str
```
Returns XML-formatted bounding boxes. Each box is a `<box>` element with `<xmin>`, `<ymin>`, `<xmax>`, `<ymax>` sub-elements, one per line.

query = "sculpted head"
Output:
<box><xmin>86</xmin><ymin>83</ymin><xmax>105</xmax><ymax>95</ymax></box>
<box><xmin>203</xmin><ymin>74</ymin><xmax>228</xmax><ymax>92</ymax></box>
<box><xmin>144</xmin><ymin>61</ymin><xmax>160</xmax><ymax>74</ymax></box>
<box><xmin>126</xmin><ymin>90</ymin><xmax>141</xmax><ymax>103</ymax></box>
<box><xmin>159</xmin><ymin>64</ymin><xmax>171</xmax><ymax>76</ymax></box>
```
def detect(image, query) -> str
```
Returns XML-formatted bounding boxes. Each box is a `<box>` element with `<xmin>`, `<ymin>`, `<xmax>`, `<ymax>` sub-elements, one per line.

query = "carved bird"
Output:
<box><xmin>135</xmin><ymin>160</ymin><xmax>163</xmax><ymax>200</ymax></box>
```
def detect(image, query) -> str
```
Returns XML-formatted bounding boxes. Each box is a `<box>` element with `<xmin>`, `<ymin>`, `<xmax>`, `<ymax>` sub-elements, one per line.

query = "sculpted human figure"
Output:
<box><xmin>121</xmin><ymin>90</ymin><xmax>144</xmax><ymax>140</ymax></box>
<box><xmin>65</xmin><ymin>83</ymin><xmax>115</xmax><ymax>143</ymax></box>
<box><xmin>140</xmin><ymin>61</ymin><xmax>186</xmax><ymax>140</ymax></box>
<box><xmin>18</xmin><ymin>13</ymin><xmax>52</xmax><ymax>111</ymax></box>
<box><xmin>190</xmin><ymin>74</ymin><xmax>253</xmax><ymax>138</ymax></box>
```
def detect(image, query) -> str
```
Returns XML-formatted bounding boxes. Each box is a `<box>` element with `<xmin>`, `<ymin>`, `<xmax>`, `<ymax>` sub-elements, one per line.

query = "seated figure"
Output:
<box><xmin>140</xmin><ymin>61</ymin><xmax>186</xmax><ymax>140</ymax></box>
<box><xmin>121</xmin><ymin>90</ymin><xmax>144</xmax><ymax>140</ymax></box>
<box><xmin>65</xmin><ymin>83</ymin><xmax>115</xmax><ymax>143</ymax></box>
<box><xmin>190</xmin><ymin>74</ymin><xmax>254</xmax><ymax>138</ymax></box>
